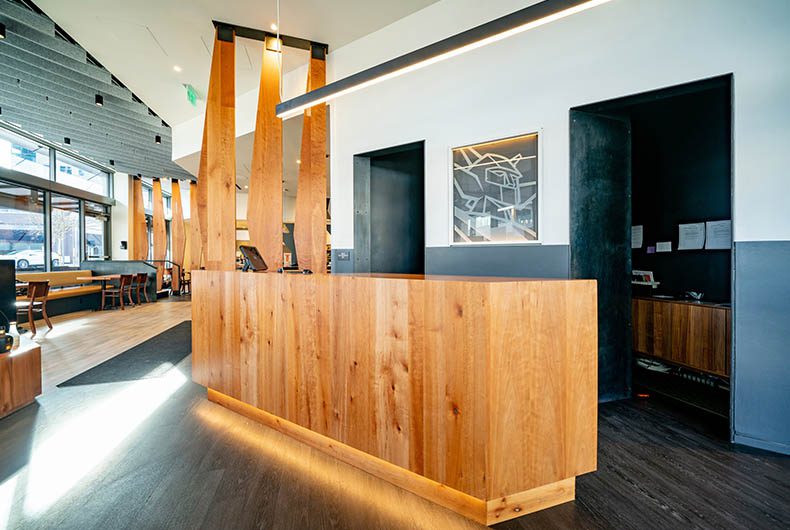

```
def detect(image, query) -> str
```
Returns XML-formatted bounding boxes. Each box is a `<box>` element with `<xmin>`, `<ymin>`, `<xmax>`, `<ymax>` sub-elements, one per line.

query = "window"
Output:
<box><xmin>56</xmin><ymin>153</ymin><xmax>110</xmax><ymax>196</ymax></box>
<box><xmin>142</xmin><ymin>184</ymin><xmax>153</xmax><ymax>212</ymax></box>
<box><xmin>0</xmin><ymin>128</ymin><xmax>50</xmax><ymax>180</ymax></box>
<box><xmin>146</xmin><ymin>215</ymin><xmax>154</xmax><ymax>261</ymax></box>
<box><xmin>0</xmin><ymin>125</ymin><xmax>114</xmax><ymax>271</ymax></box>
<box><xmin>85</xmin><ymin>202</ymin><xmax>109</xmax><ymax>260</ymax></box>
<box><xmin>0</xmin><ymin>181</ymin><xmax>45</xmax><ymax>271</ymax></box>
<box><xmin>50</xmin><ymin>195</ymin><xmax>80</xmax><ymax>270</ymax></box>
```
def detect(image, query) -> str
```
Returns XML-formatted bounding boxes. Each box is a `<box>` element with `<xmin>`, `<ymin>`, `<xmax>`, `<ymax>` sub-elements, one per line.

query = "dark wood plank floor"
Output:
<box><xmin>0</xmin><ymin>357</ymin><xmax>787</xmax><ymax>530</ymax></box>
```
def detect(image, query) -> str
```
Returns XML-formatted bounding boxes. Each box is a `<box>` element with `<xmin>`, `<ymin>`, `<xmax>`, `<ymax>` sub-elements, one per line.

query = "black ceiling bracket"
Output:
<box><xmin>211</xmin><ymin>20</ymin><xmax>328</xmax><ymax>52</ymax></box>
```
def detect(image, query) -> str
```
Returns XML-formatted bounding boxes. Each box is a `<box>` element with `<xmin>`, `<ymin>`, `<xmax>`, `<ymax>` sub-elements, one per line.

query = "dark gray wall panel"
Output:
<box><xmin>733</xmin><ymin>241</ymin><xmax>790</xmax><ymax>455</ymax></box>
<box><xmin>569</xmin><ymin>111</ymin><xmax>632</xmax><ymax>402</ymax></box>
<box><xmin>369</xmin><ymin>149</ymin><xmax>424</xmax><ymax>274</ymax></box>
<box><xmin>330</xmin><ymin>249</ymin><xmax>354</xmax><ymax>273</ymax></box>
<box><xmin>425</xmin><ymin>245</ymin><xmax>569</xmax><ymax>278</ymax></box>
<box><xmin>80</xmin><ymin>260</ymin><xmax>158</xmax><ymax>301</ymax></box>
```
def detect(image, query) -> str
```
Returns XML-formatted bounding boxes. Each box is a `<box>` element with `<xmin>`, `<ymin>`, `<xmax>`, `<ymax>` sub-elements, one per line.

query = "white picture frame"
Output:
<box><xmin>448</xmin><ymin>131</ymin><xmax>542</xmax><ymax>246</ymax></box>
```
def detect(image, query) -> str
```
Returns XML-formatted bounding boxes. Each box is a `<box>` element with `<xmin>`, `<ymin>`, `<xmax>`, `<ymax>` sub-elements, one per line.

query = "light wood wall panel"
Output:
<box><xmin>248</xmin><ymin>36</ymin><xmax>283</xmax><ymax>270</ymax></box>
<box><xmin>152</xmin><ymin>178</ymin><xmax>166</xmax><ymax>290</ymax></box>
<box><xmin>170</xmin><ymin>179</ymin><xmax>186</xmax><ymax>291</ymax></box>
<box><xmin>293</xmin><ymin>50</ymin><xmax>327</xmax><ymax>273</ymax></box>
<box><xmin>192</xmin><ymin>272</ymin><xmax>598</xmax><ymax>511</ymax></box>
<box><xmin>199</xmin><ymin>32</ymin><xmax>237</xmax><ymax>271</ymax></box>
<box><xmin>129</xmin><ymin>176</ymin><xmax>148</xmax><ymax>260</ymax></box>
<box><xmin>189</xmin><ymin>181</ymin><xmax>202</xmax><ymax>270</ymax></box>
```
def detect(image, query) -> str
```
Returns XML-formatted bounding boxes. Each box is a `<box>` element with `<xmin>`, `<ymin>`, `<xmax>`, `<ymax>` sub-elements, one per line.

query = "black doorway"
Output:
<box><xmin>570</xmin><ymin>75</ymin><xmax>733</xmax><ymax>408</ymax></box>
<box><xmin>353</xmin><ymin>142</ymin><xmax>425</xmax><ymax>274</ymax></box>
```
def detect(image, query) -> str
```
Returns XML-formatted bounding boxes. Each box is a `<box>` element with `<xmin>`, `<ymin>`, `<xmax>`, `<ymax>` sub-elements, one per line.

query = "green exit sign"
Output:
<box><xmin>185</xmin><ymin>84</ymin><xmax>198</xmax><ymax>107</ymax></box>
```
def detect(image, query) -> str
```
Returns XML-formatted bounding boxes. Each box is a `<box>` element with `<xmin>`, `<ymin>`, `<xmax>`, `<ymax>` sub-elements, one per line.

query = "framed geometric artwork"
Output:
<box><xmin>451</xmin><ymin>132</ymin><xmax>539</xmax><ymax>244</ymax></box>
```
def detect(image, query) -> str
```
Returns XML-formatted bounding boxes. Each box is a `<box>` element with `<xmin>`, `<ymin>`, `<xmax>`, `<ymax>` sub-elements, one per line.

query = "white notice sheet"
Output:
<box><xmin>705</xmin><ymin>220</ymin><xmax>732</xmax><ymax>250</ymax></box>
<box><xmin>631</xmin><ymin>225</ymin><xmax>643</xmax><ymax>249</ymax></box>
<box><xmin>678</xmin><ymin>222</ymin><xmax>705</xmax><ymax>250</ymax></box>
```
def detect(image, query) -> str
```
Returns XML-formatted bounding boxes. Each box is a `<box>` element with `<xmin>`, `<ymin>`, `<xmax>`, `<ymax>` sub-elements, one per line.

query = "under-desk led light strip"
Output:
<box><xmin>276</xmin><ymin>0</ymin><xmax>612</xmax><ymax>119</ymax></box>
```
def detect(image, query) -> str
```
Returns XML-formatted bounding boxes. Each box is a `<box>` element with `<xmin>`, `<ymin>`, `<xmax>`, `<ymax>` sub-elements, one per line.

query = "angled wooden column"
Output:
<box><xmin>199</xmin><ymin>30</ymin><xmax>237</xmax><ymax>271</ymax></box>
<box><xmin>129</xmin><ymin>176</ymin><xmax>148</xmax><ymax>260</ymax></box>
<box><xmin>189</xmin><ymin>180</ymin><xmax>203</xmax><ymax>270</ymax></box>
<box><xmin>152</xmin><ymin>178</ymin><xmax>167</xmax><ymax>291</ymax></box>
<box><xmin>294</xmin><ymin>47</ymin><xmax>328</xmax><ymax>273</ymax></box>
<box><xmin>170</xmin><ymin>179</ymin><xmax>186</xmax><ymax>292</ymax></box>
<box><xmin>248</xmin><ymin>36</ymin><xmax>283</xmax><ymax>270</ymax></box>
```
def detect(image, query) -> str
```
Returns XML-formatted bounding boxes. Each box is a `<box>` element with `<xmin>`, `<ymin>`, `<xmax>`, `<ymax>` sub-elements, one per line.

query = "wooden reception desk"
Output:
<box><xmin>192</xmin><ymin>271</ymin><xmax>597</xmax><ymax>525</ymax></box>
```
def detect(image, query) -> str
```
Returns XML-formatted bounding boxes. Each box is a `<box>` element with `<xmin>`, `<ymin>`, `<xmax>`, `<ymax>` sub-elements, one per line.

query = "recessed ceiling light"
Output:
<box><xmin>173</xmin><ymin>65</ymin><xmax>182</xmax><ymax>73</ymax></box>
<box><xmin>244</xmin><ymin>185</ymin><xmax>248</xmax><ymax>189</ymax></box>
<box><xmin>270</xmin><ymin>23</ymin><xmax>278</xmax><ymax>31</ymax></box>
<box><xmin>296</xmin><ymin>159</ymin><xmax>301</xmax><ymax>164</ymax></box>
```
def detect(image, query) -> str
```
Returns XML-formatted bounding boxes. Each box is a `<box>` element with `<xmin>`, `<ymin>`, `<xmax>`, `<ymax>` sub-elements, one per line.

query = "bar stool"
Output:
<box><xmin>16</xmin><ymin>280</ymin><xmax>52</xmax><ymax>336</ymax></box>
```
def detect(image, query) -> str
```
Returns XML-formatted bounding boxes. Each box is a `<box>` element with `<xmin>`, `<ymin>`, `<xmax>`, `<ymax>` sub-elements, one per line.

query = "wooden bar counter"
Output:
<box><xmin>192</xmin><ymin>271</ymin><xmax>598</xmax><ymax>525</ymax></box>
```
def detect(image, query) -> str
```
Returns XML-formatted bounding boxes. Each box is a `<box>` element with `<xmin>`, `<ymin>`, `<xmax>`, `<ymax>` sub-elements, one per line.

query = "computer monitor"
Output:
<box><xmin>239</xmin><ymin>246</ymin><xmax>268</xmax><ymax>272</ymax></box>
<box><xmin>0</xmin><ymin>260</ymin><xmax>15</xmax><ymax>331</ymax></box>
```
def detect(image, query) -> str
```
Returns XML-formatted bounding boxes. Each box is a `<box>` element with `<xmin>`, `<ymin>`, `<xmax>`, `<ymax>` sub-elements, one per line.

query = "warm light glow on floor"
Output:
<box><xmin>194</xmin><ymin>403</ymin><xmax>470</xmax><ymax>529</ymax></box>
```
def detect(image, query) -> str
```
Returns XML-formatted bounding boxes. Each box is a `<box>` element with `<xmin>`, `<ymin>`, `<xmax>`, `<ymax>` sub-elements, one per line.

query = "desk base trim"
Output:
<box><xmin>207</xmin><ymin>388</ymin><xmax>575</xmax><ymax>525</ymax></box>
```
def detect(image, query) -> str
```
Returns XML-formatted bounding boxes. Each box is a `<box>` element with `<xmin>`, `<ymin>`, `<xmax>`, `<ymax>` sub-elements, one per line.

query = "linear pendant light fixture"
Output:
<box><xmin>276</xmin><ymin>0</ymin><xmax>612</xmax><ymax>119</ymax></box>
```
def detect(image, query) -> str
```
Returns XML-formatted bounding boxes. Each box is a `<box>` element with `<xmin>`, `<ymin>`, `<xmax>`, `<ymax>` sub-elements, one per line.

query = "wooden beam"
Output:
<box><xmin>152</xmin><ymin>178</ymin><xmax>167</xmax><ymax>290</ymax></box>
<box><xmin>201</xmin><ymin>31</ymin><xmax>237</xmax><ymax>271</ymax></box>
<box><xmin>248</xmin><ymin>36</ymin><xmax>283</xmax><ymax>270</ymax></box>
<box><xmin>171</xmin><ymin>179</ymin><xmax>186</xmax><ymax>292</ymax></box>
<box><xmin>189</xmin><ymin>181</ymin><xmax>202</xmax><ymax>270</ymax></box>
<box><xmin>293</xmin><ymin>51</ymin><xmax>327</xmax><ymax>273</ymax></box>
<box><xmin>129</xmin><ymin>176</ymin><xmax>148</xmax><ymax>260</ymax></box>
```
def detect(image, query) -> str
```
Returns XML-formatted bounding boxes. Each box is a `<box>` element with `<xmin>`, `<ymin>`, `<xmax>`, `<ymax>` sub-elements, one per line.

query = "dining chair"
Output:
<box><xmin>180</xmin><ymin>271</ymin><xmax>191</xmax><ymax>295</ymax></box>
<box><xmin>133</xmin><ymin>273</ymin><xmax>150</xmax><ymax>304</ymax></box>
<box><xmin>102</xmin><ymin>274</ymin><xmax>134</xmax><ymax>310</ymax></box>
<box><xmin>16</xmin><ymin>280</ymin><xmax>52</xmax><ymax>336</ymax></box>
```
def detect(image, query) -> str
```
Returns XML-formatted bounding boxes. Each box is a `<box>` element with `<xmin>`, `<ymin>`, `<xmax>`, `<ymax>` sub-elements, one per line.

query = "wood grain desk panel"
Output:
<box><xmin>632</xmin><ymin>297</ymin><xmax>731</xmax><ymax>376</ymax></box>
<box><xmin>192</xmin><ymin>271</ymin><xmax>598</xmax><ymax>524</ymax></box>
<box><xmin>0</xmin><ymin>338</ymin><xmax>42</xmax><ymax>419</ymax></box>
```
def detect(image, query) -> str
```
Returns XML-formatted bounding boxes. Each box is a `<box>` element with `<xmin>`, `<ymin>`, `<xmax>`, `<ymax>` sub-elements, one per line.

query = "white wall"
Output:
<box><xmin>235</xmin><ymin>192</ymin><xmax>297</xmax><ymax>223</ymax></box>
<box><xmin>326</xmin><ymin>0</ymin><xmax>790</xmax><ymax>248</ymax></box>
<box><xmin>110</xmin><ymin>172</ymin><xmax>129</xmax><ymax>260</ymax></box>
<box><xmin>171</xmin><ymin>0</ymin><xmax>790</xmax><ymax>247</ymax></box>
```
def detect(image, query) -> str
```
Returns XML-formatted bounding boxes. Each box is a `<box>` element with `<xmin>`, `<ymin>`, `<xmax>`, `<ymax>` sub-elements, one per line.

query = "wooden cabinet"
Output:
<box><xmin>0</xmin><ymin>338</ymin><xmax>42</xmax><ymax>419</ymax></box>
<box><xmin>632</xmin><ymin>297</ymin><xmax>731</xmax><ymax>377</ymax></box>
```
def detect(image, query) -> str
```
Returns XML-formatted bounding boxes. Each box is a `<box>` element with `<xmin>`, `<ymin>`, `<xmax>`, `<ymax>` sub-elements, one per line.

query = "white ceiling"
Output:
<box><xmin>34</xmin><ymin>0</ymin><xmax>440</xmax><ymax>128</ymax></box>
<box><xmin>176</xmin><ymin>118</ymin><xmax>312</xmax><ymax>198</ymax></box>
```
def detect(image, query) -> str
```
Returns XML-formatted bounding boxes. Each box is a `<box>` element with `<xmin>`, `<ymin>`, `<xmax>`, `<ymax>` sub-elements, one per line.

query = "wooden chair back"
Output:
<box><xmin>26</xmin><ymin>281</ymin><xmax>50</xmax><ymax>302</ymax></box>
<box><xmin>119</xmin><ymin>274</ymin><xmax>134</xmax><ymax>289</ymax></box>
<box><xmin>135</xmin><ymin>272</ymin><xmax>148</xmax><ymax>285</ymax></box>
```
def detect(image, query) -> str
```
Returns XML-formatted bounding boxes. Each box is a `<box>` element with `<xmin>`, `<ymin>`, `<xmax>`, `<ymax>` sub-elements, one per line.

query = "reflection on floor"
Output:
<box><xmin>1</xmin><ymin>301</ymin><xmax>788</xmax><ymax>529</ymax></box>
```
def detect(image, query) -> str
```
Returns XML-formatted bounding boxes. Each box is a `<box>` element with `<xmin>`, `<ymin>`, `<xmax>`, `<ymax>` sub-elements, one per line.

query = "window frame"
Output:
<box><xmin>0</xmin><ymin>165</ymin><xmax>113</xmax><ymax>272</ymax></box>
